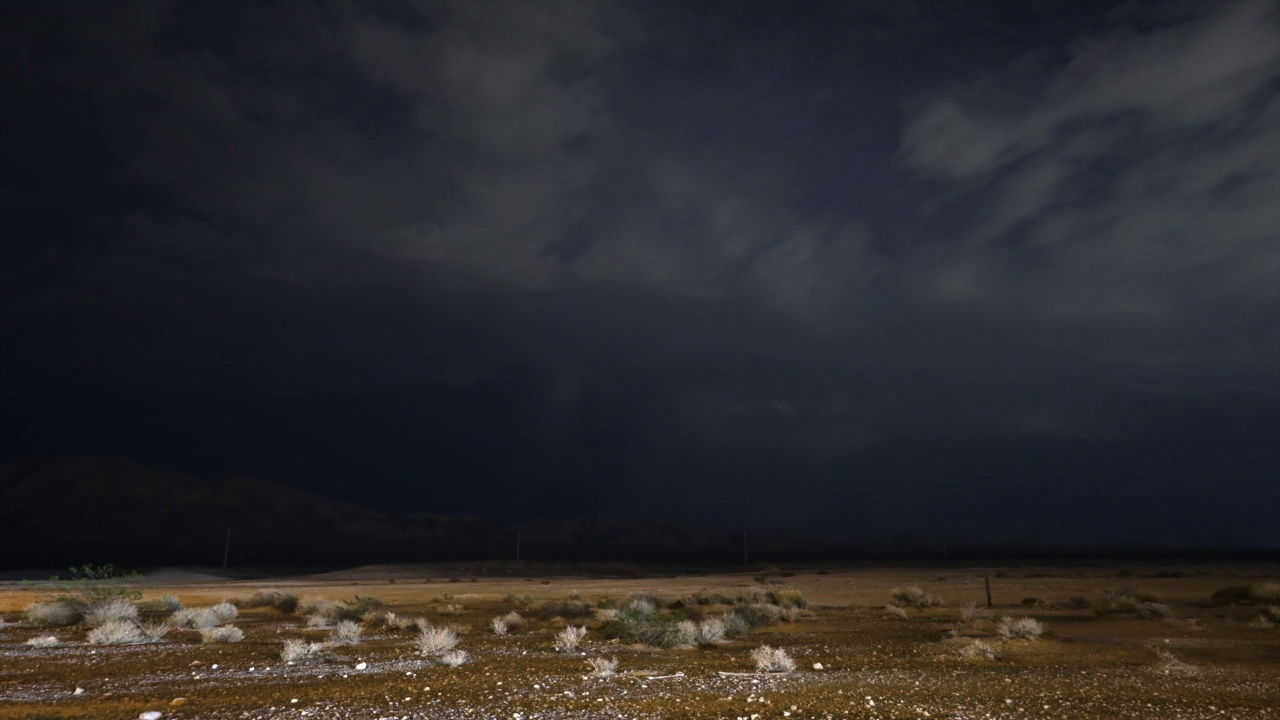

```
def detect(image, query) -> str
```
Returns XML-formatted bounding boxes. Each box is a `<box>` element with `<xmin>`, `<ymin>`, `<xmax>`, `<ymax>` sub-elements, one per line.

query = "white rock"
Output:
<box><xmin>140</xmin><ymin>713</ymin><xmax>164</xmax><ymax>720</ymax></box>
<box><xmin>812</xmin><ymin>662</ymin><xmax>824</xmax><ymax>670</ymax></box>
<box><xmin>74</xmin><ymin>688</ymin><xmax>85</xmax><ymax>695</ymax></box>
<box><xmin>355</xmin><ymin>662</ymin><xmax>367</xmax><ymax>670</ymax></box>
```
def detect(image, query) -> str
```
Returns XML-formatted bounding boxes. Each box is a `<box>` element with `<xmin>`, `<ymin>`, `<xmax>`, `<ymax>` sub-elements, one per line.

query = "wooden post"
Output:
<box><xmin>984</xmin><ymin>573</ymin><xmax>993</xmax><ymax>608</ymax></box>
<box><xmin>516</xmin><ymin>530</ymin><xmax>521</xmax><ymax>561</ymax></box>
<box><xmin>742</xmin><ymin>531</ymin><xmax>749</xmax><ymax>566</ymax></box>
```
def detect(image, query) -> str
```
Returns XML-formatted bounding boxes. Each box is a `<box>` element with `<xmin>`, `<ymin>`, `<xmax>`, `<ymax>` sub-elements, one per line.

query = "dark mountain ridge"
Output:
<box><xmin>2</xmin><ymin>455</ymin><xmax>1272</xmax><ymax>570</ymax></box>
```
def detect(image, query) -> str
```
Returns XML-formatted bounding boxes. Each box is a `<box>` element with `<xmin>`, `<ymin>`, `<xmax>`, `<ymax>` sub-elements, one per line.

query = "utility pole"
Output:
<box><xmin>516</xmin><ymin>530</ymin><xmax>521</xmax><ymax>561</ymax></box>
<box><xmin>984</xmin><ymin>573</ymin><xmax>993</xmax><ymax>608</ymax></box>
<box><xmin>742</xmin><ymin>531</ymin><xmax>749</xmax><ymax>566</ymax></box>
<box><xmin>222</xmin><ymin>527</ymin><xmax>231</xmax><ymax>569</ymax></box>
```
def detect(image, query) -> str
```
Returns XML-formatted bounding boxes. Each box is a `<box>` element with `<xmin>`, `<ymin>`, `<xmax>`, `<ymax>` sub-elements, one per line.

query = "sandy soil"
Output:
<box><xmin>1</xmin><ymin>564</ymin><xmax>1277</xmax><ymax>719</ymax></box>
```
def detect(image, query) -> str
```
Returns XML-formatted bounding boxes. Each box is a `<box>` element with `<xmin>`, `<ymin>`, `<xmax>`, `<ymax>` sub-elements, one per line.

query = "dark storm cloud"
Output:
<box><xmin>2</xmin><ymin>0</ymin><xmax>1276</xmax><ymax>541</ymax></box>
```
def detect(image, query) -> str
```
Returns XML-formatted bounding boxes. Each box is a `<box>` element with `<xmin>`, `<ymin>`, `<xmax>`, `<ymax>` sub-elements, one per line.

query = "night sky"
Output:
<box><xmin>2</xmin><ymin>0</ymin><xmax>1277</xmax><ymax>548</ymax></box>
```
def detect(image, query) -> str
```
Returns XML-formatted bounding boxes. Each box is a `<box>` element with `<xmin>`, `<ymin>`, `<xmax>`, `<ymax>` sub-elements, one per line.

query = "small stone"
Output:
<box><xmin>190</xmin><ymin>660</ymin><xmax>203</xmax><ymax>667</ymax></box>
<box><xmin>170</xmin><ymin>698</ymin><xmax>188</xmax><ymax>707</ymax></box>
<box><xmin>291</xmin><ymin>699</ymin><xmax>299</xmax><ymax>704</ymax></box>
<box><xmin>355</xmin><ymin>662</ymin><xmax>367</xmax><ymax>670</ymax></box>
<box><xmin>812</xmin><ymin>662</ymin><xmax>824</xmax><ymax>670</ymax></box>
<box><xmin>139</xmin><ymin>713</ymin><xmax>163</xmax><ymax>720</ymax></box>
<box><xmin>73</xmin><ymin>687</ymin><xmax>85</xmax><ymax>695</ymax></box>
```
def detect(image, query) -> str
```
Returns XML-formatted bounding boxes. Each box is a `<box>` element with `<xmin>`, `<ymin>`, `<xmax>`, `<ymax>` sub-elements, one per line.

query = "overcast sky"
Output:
<box><xmin>2</xmin><ymin>0</ymin><xmax>1277</xmax><ymax>546</ymax></box>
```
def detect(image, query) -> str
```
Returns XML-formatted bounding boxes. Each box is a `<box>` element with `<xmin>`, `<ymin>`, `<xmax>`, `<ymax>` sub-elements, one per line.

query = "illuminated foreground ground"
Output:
<box><xmin>2</xmin><ymin>565</ymin><xmax>1277</xmax><ymax>719</ymax></box>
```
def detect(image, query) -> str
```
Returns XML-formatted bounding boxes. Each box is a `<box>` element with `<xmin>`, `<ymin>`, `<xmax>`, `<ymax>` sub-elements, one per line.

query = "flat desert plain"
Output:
<box><xmin>1</xmin><ymin>564</ymin><xmax>1278</xmax><ymax>719</ymax></box>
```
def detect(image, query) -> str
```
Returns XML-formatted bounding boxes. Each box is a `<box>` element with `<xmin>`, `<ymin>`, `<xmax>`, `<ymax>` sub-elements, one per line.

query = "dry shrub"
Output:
<box><xmin>957</xmin><ymin>639</ymin><xmax>999</xmax><ymax>661</ymax></box>
<box><xmin>883</xmin><ymin>604</ymin><xmax>910</xmax><ymax>620</ymax></box>
<box><xmin>1211</xmin><ymin>583</ymin><xmax>1280</xmax><ymax>607</ymax></box>
<box><xmin>439</xmin><ymin>649</ymin><xmax>469</xmax><ymax>667</ymax></box>
<box><xmin>87</xmin><ymin>619</ymin><xmax>146</xmax><ymax>645</ymax></box>
<box><xmin>200</xmin><ymin>626</ymin><xmax>244</xmax><ymax>643</ymax></box>
<box><xmin>415</xmin><ymin>626</ymin><xmax>459</xmax><ymax>656</ymax></box>
<box><xmin>25</xmin><ymin>601</ymin><xmax>81</xmax><ymax>627</ymax></box>
<box><xmin>330</xmin><ymin>619</ymin><xmax>362</xmax><ymax>646</ymax></box>
<box><xmin>586</xmin><ymin>656</ymin><xmax>618</xmax><ymax>677</ymax></box>
<box><xmin>996</xmin><ymin>616</ymin><xmax>1045</xmax><ymax>640</ymax></box>
<box><xmin>891</xmin><ymin>587</ymin><xmax>943</xmax><ymax>608</ymax></box>
<box><xmin>84</xmin><ymin>598</ymin><xmax>140</xmax><ymax>627</ymax></box>
<box><xmin>554</xmin><ymin>625</ymin><xmax>588</xmax><ymax>653</ymax></box>
<box><xmin>749</xmin><ymin>645</ymin><xmax>796</xmax><ymax>673</ymax></box>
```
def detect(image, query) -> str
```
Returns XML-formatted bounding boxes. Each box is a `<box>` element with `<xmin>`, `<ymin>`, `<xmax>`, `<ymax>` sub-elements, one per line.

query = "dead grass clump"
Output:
<box><xmin>697</xmin><ymin>617</ymin><xmax>727</xmax><ymax>645</ymax></box>
<box><xmin>661</xmin><ymin>620</ymin><xmax>698</xmax><ymax>649</ymax></box>
<box><xmin>298</xmin><ymin>596</ymin><xmax>379</xmax><ymax>623</ymax></box>
<box><xmin>555</xmin><ymin>625</ymin><xmax>588</xmax><ymax>653</ymax></box>
<box><xmin>892</xmin><ymin>587</ymin><xmax>943</xmax><ymax>608</ymax></box>
<box><xmin>536</xmin><ymin>599</ymin><xmax>593</xmax><ymax>620</ymax></box>
<box><xmin>721</xmin><ymin>612</ymin><xmax>750</xmax><ymax>637</ymax></box>
<box><xmin>200</xmin><ymin>626</ymin><xmax>244</xmax><ymax>643</ymax></box>
<box><xmin>1096</xmin><ymin>589</ymin><xmax>1172</xmax><ymax>619</ymax></box>
<box><xmin>957</xmin><ymin>639</ymin><xmax>1000</xmax><ymax>661</ymax></box>
<box><xmin>172</xmin><ymin>604</ymin><xmax>235</xmax><ymax>630</ymax></box>
<box><xmin>26</xmin><ymin>635</ymin><xmax>62</xmax><ymax>648</ymax></box>
<box><xmin>86</xmin><ymin>619</ymin><xmax>146</xmax><ymax>645</ymax></box>
<box><xmin>281</xmin><ymin>638</ymin><xmax>331</xmax><ymax>664</ymax></box>
<box><xmin>1211</xmin><ymin>583</ymin><xmax>1280</xmax><ymax>607</ymax></box>
<box><xmin>1153</xmin><ymin>647</ymin><xmax>1198</xmax><ymax>676</ymax></box>
<box><xmin>329</xmin><ymin>619</ymin><xmax>362</xmax><ymax>646</ymax></box>
<box><xmin>84</xmin><ymin>598</ymin><xmax>140</xmax><ymax>628</ymax></box>
<box><xmin>996</xmin><ymin>616</ymin><xmax>1045</xmax><ymax>640</ymax></box>
<box><xmin>298</xmin><ymin>596</ymin><xmax>337</xmax><ymax>616</ymax></box>
<box><xmin>749</xmin><ymin>645</ymin><xmax>796</xmax><ymax>673</ymax></box>
<box><xmin>415</xmin><ymin>625</ymin><xmax>459</xmax><ymax>656</ymax></box>
<box><xmin>736</xmin><ymin>602</ymin><xmax>784</xmax><ymax>627</ymax></box>
<box><xmin>490</xmin><ymin>616</ymin><xmax>509</xmax><ymax>636</ymax></box>
<box><xmin>674</xmin><ymin>591</ymin><xmax>734</xmax><ymax>607</ymax></box>
<box><xmin>439</xmin><ymin>649</ymin><xmax>469</xmax><ymax>667</ymax></box>
<box><xmin>1135</xmin><ymin>601</ymin><xmax>1175</xmax><ymax>620</ymax></box>
<box><xmin>139</xmin><ymin>594</ymin><xmax>183</xmax><ymax>613</ymax></box>
<box><xmin>586</xmin><ymin>656</ymin><xmax>618</xmax><ymax>677</ymax></box>
<box><xmin>503</xmin><ymin>594</ymin><xmax>538</xmax><ymax>610</ymax></box>
<box><xmin>883</xmin><ymin>604</ymin><xmax>910</xmax><ymax>620</ymax></box>
<box><xmin>25</xmin><ymin>601</ymin><xmax>82</xmax><ymax>627</ymax></box>
<box><xmin>139</xmin><ymin>621</ymin><xmax>173</xmax><ymax>642</ymax></box>
<box><xmin>242</xmin><ymin>590</ymin><xmax>299</xmax><ymax>614</ymax></box>
<box><xmin>958</xmin><ymin>602</ymin><xmax>990</xmax><ymax>622</ymax></box>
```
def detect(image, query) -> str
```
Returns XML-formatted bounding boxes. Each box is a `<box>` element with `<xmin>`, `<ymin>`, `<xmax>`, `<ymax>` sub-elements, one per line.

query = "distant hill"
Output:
<box><xmin>0</xmin><ymin>455</ymin><xmax>767</xmax><ymax>568</ymax></box>
<box><xmin>4</xmin><ymin>455</ymin><xmax>1266</xmax><ymax>570</ymax></box>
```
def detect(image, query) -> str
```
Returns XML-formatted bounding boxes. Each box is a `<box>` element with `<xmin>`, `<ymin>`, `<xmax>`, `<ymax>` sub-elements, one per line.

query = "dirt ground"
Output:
<box><xmin>1</xmin><ymin>563</ymin><xmax>1277</xmax><ymax>719</ymax></box>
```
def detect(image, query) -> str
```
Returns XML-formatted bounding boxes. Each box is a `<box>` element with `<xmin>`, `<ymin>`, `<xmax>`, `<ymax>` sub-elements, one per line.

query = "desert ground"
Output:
<box><xmin>1</xmin><ymin>563</ymin><xmax>1277</xmax><ymax>720</ymax></box>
